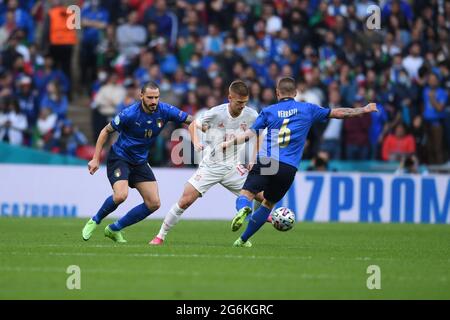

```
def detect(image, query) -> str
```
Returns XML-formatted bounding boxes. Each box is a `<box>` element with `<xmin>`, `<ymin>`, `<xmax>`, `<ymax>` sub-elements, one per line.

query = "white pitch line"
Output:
<box><xmin>0</xmin><ymin>243</ymin><xmax>318</xmax><ymax>250</ymax></box>
<box><xmin>4</xmin><ymin>250</ymin><xmax>314</xmax><ymax>261</ymax></box>
<box><xmin>1</xmin><ymin>266</ymin><xmax>447</xmax><ymax>283</ymax></box>
<box><xmin>0</xmin><ymin>265</ymin><xmax>350</xmax><ymax>281</ymax></box>
<box><xmin>4</xmin><ymin>250</ymin><xmax>439</xmax><ymax>262</ymax></box>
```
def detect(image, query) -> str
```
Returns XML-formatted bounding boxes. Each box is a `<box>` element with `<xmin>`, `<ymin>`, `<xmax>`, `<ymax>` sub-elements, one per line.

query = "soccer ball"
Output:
<box><xmin>271</xmin><ymin>207</ymin><xmax>295</xmax><ymax>231</ymax></box>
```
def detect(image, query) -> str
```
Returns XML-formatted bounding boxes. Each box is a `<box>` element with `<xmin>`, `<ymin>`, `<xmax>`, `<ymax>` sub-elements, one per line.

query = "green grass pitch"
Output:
<box><xmin>0</xmin><ymin>217</ymin><xmax>449</xmax><ymax>299</ymax></box>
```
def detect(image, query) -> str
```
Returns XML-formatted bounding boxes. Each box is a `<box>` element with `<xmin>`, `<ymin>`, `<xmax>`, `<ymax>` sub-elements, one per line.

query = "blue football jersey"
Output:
<box><xmin>110</xmin><ymin>101</ymin><xmax>188</xmax><ymax>164</ymax></box>
<box><xmin>251</xmin><ymin>98</ymin><xmax>330</xmax><ymax>168</ymax></box>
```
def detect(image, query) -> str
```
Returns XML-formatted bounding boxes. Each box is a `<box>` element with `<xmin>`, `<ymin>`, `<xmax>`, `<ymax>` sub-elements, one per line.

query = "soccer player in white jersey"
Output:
<box><xmin>149</xmin><ymin>80</ymin><xmax>263</xmax><ymax>245</ymax></box>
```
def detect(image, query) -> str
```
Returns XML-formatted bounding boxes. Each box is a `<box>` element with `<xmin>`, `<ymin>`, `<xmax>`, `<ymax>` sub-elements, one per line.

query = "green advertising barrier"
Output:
<box><xmin>0</xmin><ymin>142</ymin><xmax>86</xmax><ymax>166</ymax></box>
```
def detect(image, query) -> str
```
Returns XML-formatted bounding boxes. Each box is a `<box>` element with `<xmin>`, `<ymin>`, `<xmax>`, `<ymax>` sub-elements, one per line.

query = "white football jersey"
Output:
<box><xmin>197</xmin><ymin>103</ymin><xmax>258</xmax><ymax>167</ymax></box>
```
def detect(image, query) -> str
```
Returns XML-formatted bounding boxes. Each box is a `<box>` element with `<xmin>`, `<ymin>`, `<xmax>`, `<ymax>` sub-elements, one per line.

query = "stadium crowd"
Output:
<box><xmin>0</xmin><ymin>0</ymin><xmax>449</xmax><ymax>167</ymax></box>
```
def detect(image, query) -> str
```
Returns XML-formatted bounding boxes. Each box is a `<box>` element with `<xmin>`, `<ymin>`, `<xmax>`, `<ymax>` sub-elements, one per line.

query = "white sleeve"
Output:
<box><xmin>37</xmin><ymin>114</ymin><xmax>57</xmax><ymax>134</ymax></box>
<box><xmin>11</xmin><ymin>114</ymin><xmax>28</xmax><ymax>131</ymax></box>
<box><xmin>0</xmin><ymin>114</ymin><xmax>7</xmax><ymax>126</ymax></box>
<box><xmin>197</xmin><ymin>108</ymin><xmax>218</xmax><ymax>129</ymax></box>
<box><xmin>250</xmin><ymin>109</ymin><xmax>259</xmax><ymax>124</ymax></box>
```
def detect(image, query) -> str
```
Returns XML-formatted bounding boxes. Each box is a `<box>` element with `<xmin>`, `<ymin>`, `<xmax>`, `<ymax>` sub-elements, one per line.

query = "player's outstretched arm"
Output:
<box><xmin>221</xmin><ymin>129</ymin><xmax>256</xmax><ymax>150</ymax></box>
<box><xmin>329</xmin><ymin>103</ymin><xmax>378</xmax><ymax>119</ymax></box>
<box><xmin>88</xmin><ymin>124</ymin><xmax>115</xmax><ymax>175</ymax></box>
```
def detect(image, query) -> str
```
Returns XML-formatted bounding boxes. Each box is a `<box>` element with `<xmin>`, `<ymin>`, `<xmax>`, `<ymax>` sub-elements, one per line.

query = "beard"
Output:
<box><xmin>142</xmin><ymin>100</ymin><xmax>157</xmax><ymax>112</ymax></box>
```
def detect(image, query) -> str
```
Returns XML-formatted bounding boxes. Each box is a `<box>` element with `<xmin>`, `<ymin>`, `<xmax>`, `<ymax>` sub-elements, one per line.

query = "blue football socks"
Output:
<box><xmin>109</xmin><ymin>203</ymin><xmax>154</xmax><ymax>231</ymax></box>
<box><xmin>92</xmin><ymin>195</ymin><xmax>118</xmax><ymax>224</ymax></box>
<box><xmin>236</xmin><ymin>195</ymin><xmax>252</xmax><ymax>211</ymax></box>
<box><xmin>241</xmin><ymin>205</ymin><xmax>272</xmax><ymax>242</ymax></box>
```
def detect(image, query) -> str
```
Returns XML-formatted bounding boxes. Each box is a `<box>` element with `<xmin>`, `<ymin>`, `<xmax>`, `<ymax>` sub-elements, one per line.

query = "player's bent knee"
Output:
<box><xmin>144</xmin><ymin>199</ymin><xmax>160</xmax><ymax>212</ymax></box>
<box><xmin>113</xmin><ymin>193</ymin><xmax>128</xmax><ymax>204</ymax></box>
<box><xmin>241</xmin><ymin>189</ymin><xmax>256</xmax><ymax>200</ymax></box>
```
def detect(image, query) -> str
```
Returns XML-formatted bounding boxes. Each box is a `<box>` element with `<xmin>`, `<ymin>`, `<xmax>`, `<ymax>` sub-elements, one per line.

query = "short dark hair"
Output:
<box><xmin>229</xmin><ymin>80</ymin><xmax>249</xmax><ymax>97</ymax></box>
<box><xmin>277</xmin><ymin>77</ymin><xmax>297</xmax><ymax>96</ymax></box>
<box><xmin>141</xmin><ymin>81</ymin><xmax>159</xmax><ymax>94</ymax></box>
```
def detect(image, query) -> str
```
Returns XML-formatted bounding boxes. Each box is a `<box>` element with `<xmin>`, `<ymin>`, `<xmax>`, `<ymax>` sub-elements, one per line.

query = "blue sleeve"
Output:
<box><xmin>81</xmin><ymin>8</ymin><xmax>89</xmax><ymax>18</ymax></box>
<box><xmin>60</xmin><ymin>96</ymin><xmax>68</xmax><ymax>118</ymax></box>
<box><xmin>101</xmin><ymin>10</ymin><xmax>109</xmax><ymax>24</ymax></box>
<box><xmin>379</xmin><ymin>104</ymin><xmax>388</xmax><ymax>122</ymax></box>
<box><xmin>437</xmin><ymin>90</ymin><xmax>448</xmax><ymax>104</ymax></box>
<box><xmin>250</xmin><ymin>110</ymin><xmax>267</xmax><ymax>132</ymax></box>
<box><xmin>39</xmin><ymin>95</ymin><xmax>49</xmax><ymax>109</ymax></box>
<box><xmin>25</xmin><ymin>12</ymin><xmax>34</xmax><ymax>43</ymax></box>
<box><xmin>309</xmin><ymin>103</ymin><xmax>331</xmax><ymax>122</ymax></box>
<box><xmin>56</xmin><ymin>71</ymin><xmax>70</xmax><ymax>93</ymax></box>
<box><xmin>111</xmin><ymin>109</ymin><xmax>130</xmax><ymax>132</ymax></box>
<box><xmin>165</xmin><ymin>104</ymin><xmax>188</xmax><ymax>124</ymax></box>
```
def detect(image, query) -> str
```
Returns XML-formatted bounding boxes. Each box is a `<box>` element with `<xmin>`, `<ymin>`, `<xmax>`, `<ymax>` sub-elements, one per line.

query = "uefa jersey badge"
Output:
<box><xmin>114</xmin><ymin>168</ymin><xmax>121</xmax><ymax>178</ymax></box>
<box><xmin>114</xmin><ymin>115</ymin><xmax>120</xmax><ymax>125</ymax></box>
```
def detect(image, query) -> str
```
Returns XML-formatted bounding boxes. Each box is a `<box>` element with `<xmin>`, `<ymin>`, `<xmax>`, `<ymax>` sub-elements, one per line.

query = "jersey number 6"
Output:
<box><xmin>278</xmin><ymin>119</ymin><xmax>291</xmax><ymax>148</ymax></box>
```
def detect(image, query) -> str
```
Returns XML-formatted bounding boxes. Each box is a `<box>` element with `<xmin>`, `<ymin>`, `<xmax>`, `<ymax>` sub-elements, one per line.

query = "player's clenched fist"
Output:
<box><xmin>365</xmin><ymin>103</ymin><xmax>378</xmax><ymax>113</ymax></box>
<box><xmin>88</xmin><ymin>158</ymin><xmax>99</xmax><ymax>175</ymax></box>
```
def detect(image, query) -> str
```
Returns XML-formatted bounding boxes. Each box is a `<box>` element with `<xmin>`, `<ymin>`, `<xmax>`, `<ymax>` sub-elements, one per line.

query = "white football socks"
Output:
<box><xmin>157</xmin><ymin>203</ymin><xmax>185</xmax><ymax>240</ymax></box>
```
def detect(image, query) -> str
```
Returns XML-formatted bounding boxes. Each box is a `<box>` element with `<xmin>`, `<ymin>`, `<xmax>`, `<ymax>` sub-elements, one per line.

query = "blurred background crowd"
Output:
<box><xmin>0</xmin><ymin>0</ymin><xmax>449</xmax><ymax>169</ymax></box>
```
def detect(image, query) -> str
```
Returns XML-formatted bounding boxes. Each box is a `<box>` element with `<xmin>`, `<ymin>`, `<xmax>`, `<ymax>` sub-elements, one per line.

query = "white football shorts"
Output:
<box><xmin>188</xmin><ymin>163</ymin><xmax>249</xmax><ymax>196</ymax></box>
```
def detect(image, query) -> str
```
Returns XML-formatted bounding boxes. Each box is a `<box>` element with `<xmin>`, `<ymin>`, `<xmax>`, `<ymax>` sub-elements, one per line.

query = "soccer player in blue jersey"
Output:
<box><xmin>82</xmin><ymin>81</ymin><xmax>193</xmax><ymax>243</ymax></box>
<box><xmin>221</xmin><ymin>77</ymin><xmax>378</xmax><ymax>247</ymax></box>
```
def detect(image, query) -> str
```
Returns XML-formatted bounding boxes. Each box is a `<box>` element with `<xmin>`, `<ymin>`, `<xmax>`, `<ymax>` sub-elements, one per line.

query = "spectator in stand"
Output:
<box><xmin>116</xmin><ymin>78</ymin><xmax>139</xmax><ymax>113</ymax></box>
<box><xmin>43</xmin><ymin>0</ymin><xmax>78</xmax><ymax>84</ymax></box>
<box><xmin>382</xmin><ymin>122</ymin><xmax>416</xmax><ymax>161</ymax></box>
<box><xmin>0</xmin><ymin>9</ymin><xmax>17</xmax><ymax>47</ymax></box>
<box><xmin>402</xmin><ymin>42</ymin><xmax>423</xmax><ymax>82</ymax></box>
<box><xmin>320</xmin><ymin>89</ymin><xmax>343</xmax><ymax>160</ymax></box>
<box><xmin>16</xmin><ymin>75</ymin><xmax>38</xmax><ymax>143</ymax></box>
<box><xmin>422</xmin><ymin>72</ymin><xmax>448</xmax><ymax>164</ymax></box>
<box><xmin>116</xmin><ymin>10</ymin><xmax>146</xmax><ymax>63</ymax></box>
<box><xmin>80</xmin><ymin>0</ymin><xmax>109</xmax><ymax>91</ymax></box>
<box><xmin>34</xmin><ymin>106</ymin><xmax>57</xmax><ymax>150</ymax></box>
<box><xmin>307</xmin><ymin>151</ymin><xmax>332</xmax><ymax>172</ymax></box>
<box><xmin>40</xmin><ymin>80</ymin><xmax>68</xmax><ymax>121</ymax></box>
<box><xmin>33</xmin><ymin>54</ymin><xmax>69</xmax><ymax>100</ymax></box>
<box><xmin>395</xmin><ymin>155</ymin><xmax>428</xmax><ymax>175</ymax></box>
<box><xmin>343</xmin><ymin>96</ymin><xmax>372</xmax><ymax>160</ymax></box>
<box><xmin>0</xmin><ymin>0</ymin><xmax>34</xmax><ymax>43</ymax></box>
<box><xmin>143</xmin><ymin>0</ymin><xmax>177</xmax><ymax>46</ymax></box>
<box><xmin>203</xmin><ymin>23</ymin><xmax>223</xmax><ymax>55</ymax></box>
<box><xmin>0</xmin><ymin>96</ymin><xmax>28</xmax><ymax>145</ymax></box>
<box><xmin>91</xmin><ymin>71</ymin><xmax>125</xmax><ymax>140</ymax></box>
<box><xmin>181</xmin><ymin>91</ymin><xmax>200</xmax><ymax>116</ymax></box>
<box><xmin>133</xmin><ymin>49</ymin><xmax>155</xmax><ymax>86</ymax></box>
<box><xmin>49</xmin><ymin>119</ymin><xmax>88</xmax><ymax>156</ymax></box>
<box><xmin>96</xmin><ymin>23</ymin><xmax>119</xmax><ymax>69</ymax></box>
